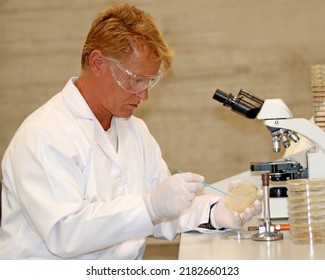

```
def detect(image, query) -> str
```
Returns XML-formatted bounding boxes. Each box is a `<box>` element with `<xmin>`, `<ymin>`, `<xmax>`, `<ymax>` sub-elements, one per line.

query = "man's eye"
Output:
<box><xmin>134</xmin><ymin>78</ymin><xmax>145</xmax><ymax>84</ymax></box>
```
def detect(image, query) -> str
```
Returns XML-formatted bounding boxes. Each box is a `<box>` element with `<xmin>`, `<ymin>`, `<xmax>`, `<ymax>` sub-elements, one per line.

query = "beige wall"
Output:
<box><xmin>0</xmin><ymin>0</ymin><xmax>322</xmax><ymax>183</ymax></box>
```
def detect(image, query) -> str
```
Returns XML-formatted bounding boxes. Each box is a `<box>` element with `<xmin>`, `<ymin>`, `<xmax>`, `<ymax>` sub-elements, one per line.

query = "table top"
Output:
<box><xmin>178</xmin><ymin>218</ymin><xmax>325</xmax><ymax>260</ymax></box>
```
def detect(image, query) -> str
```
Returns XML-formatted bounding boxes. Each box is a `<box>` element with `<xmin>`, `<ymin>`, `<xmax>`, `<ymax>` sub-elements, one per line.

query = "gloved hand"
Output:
<box><xmin>210</xmin><ymin>180</ymin><xmax>263</xmax><ymax>229</ymax></box>
<box><xmin>144</xmin><ymin>172</ymin><xmax>204</xmax><ymax>222</ymax></box>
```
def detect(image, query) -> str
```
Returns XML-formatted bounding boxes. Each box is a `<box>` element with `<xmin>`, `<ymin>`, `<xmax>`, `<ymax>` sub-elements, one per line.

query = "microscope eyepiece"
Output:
<box><xmin>212</xmin><ymin>89</ymin><xmax>235</xmax><ymax>105</ymax></box>
<box><xmin>213</xmin><ymin>89</ymin><xmax>264</xmax><ymax>119</ymax></box>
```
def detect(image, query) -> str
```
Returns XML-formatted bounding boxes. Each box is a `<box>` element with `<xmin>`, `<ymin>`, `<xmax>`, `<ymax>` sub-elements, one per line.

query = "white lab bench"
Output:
<box><xmin>178</xmin><ymin>218</ymin><xmax>325</xmax><ymax>260</ymax></box>
<box><xmin>178</xmin><ymin>169</ymin><xmax>325</xmax><ymax>260</ymax></box>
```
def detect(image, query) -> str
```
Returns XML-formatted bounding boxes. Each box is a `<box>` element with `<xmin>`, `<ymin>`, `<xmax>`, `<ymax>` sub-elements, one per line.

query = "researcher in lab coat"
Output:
<box><xmin>0</xmin><ymin>3</ymin><xmax>262</xmax><ymax>259</ymax></box>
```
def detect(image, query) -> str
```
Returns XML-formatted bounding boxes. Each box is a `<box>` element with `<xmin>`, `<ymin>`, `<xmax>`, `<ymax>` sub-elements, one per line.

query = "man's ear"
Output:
<box><xmin>88</xmin><ymin>50</ymin><xmax>104</xmax><ymax>77</ymax></box>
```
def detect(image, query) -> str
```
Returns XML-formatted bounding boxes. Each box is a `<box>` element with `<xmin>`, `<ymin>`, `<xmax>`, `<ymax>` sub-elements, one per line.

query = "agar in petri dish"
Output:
<box><xmin>224</xmin><ymin>183</ymin><xmax>258</xmax><ymax>213</ymax></box>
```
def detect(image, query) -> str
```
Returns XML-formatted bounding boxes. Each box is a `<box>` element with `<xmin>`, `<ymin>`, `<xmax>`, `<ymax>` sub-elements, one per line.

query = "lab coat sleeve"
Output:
<box><xmin>6</xmin><ymin>123</ymin><xmax>154</xmax><ymax>258</ymax></box>
<box><xmin>153</xmin><ymin>194</ymin><xmax>221</xmax><ymax>240</ymax></box>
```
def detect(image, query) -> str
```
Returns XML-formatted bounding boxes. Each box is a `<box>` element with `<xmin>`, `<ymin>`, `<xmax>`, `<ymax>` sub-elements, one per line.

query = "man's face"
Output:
<box><xmin>98</xmin><ymin>52</ymin><xmax>161</xmax><ymax>119</ymax></box>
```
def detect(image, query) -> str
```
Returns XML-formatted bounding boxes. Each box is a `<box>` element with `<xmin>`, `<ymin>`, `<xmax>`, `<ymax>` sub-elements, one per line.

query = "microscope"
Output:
<box><xmin>213</xmin><ymin>89</ymin><xmax>325</xmax><ymax>179</ymax></box>
<box><xmin>213</xmin><ymin>89</ymin><xmax>325</xmax><ymax>241</ymax></box>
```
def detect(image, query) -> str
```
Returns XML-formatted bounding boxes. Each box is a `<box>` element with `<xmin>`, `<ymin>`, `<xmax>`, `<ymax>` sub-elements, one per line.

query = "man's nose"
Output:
<box><xmin>136</xmin><ymin>89</ymin><xmax>149</xmax><ymax>100</ymax></box>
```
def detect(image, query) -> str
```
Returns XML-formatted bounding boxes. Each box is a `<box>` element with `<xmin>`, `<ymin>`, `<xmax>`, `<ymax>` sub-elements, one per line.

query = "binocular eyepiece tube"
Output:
<box><xmin>212</xmin><ymin>89</ymin><xmax>264</xmax><ymax>119</ymax></box>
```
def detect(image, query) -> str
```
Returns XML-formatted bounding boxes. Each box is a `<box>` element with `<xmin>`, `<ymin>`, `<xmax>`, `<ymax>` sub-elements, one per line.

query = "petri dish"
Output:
<box><xmin>224</xmin><ymin>183</ymin><xmax>258</xmax><ymax>213</ymax></box>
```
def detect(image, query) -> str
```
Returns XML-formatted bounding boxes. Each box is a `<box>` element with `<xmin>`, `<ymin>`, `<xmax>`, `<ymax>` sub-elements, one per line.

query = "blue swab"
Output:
<box><xmin>177</xmin><ymin>169</ymin><xmax>240</xmax><ymax>201</ymax></box>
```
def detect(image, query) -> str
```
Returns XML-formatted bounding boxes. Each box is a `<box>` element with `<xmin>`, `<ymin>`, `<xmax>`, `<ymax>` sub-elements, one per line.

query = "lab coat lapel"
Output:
<box><xmin>62</xmin><ymin>78</ymin><xmax>132</xmax><ymax>169</ymax></box>
<box><xmin>114</xmin><ymin>117</ymin><xmax>132</xmax><ymax>165</ymax></box>
<box><xmin>93</xmin><ymin>121</ymin><xmax>122</xmax><ymax>167</ymax></box>
<box><xmin>62</xmin><ymin>78</ymin><xmax>123</xmax><ymax>168</ymax></box>
<box><xmin>94</xmin><ymin>117</ymin><xmax>133</xmax><ymax>170</ymax></box>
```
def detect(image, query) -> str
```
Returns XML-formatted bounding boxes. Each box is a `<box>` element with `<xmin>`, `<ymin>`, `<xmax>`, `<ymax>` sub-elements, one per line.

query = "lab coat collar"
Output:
<box><xmin>61</xmin><ymin>77</ymin><xmax>131</xmax><ymax>169</ymax></box>
<box><xmin>62</xmin><ymin>77</ymin><xmax>94</xmax><ymax>120</ymax></box>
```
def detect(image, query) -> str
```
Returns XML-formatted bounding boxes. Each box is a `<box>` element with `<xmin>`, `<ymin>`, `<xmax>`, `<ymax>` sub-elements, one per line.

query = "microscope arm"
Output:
<box><xmin>256</xmin><ymin>99</ymin><xmax>325</xmax><ymax>179</ymax></box>
<box><xmin>263</xmin><ymin>118</ymin><xmax>325</xmax><ymax>154</ymax></box>
<box><xmin>263</xmin><ymin>117</ymin><xmax>325</xmax><ymax>179</ymax></box>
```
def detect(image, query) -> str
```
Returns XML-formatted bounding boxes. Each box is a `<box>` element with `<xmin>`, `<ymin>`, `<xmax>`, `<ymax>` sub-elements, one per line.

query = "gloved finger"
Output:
<box><xmin>227</xmin><ymin>179</ymin><xmax>242</xmax><ymax>192</ymax></box>
<box><xmin>241</xmin><ymin>208</ymin><xmax>253</xmax><ymax>222</ymax></box>
<box><xmin>233</xmin><ymin>212</ymin><xmax>244</xmax><ymax>228</ymax></box>
<box><xmin>184</xmin><ymin>181</ymin><xmax>204</xmax><ymax>193</ymax></box>
<box><xmin>177</xmin><ymin>172</ymin><xmax>204</xmax><ymax>183</ymax></box>
<box><xmin>179</xmin><ymin>191</ymin><xmax>196</xmax><ymax>203</ymax></box>
<box><xmin>251</xmin><ymin>200</ymin><xmax>262</xmax><ymax>215</ymax></box>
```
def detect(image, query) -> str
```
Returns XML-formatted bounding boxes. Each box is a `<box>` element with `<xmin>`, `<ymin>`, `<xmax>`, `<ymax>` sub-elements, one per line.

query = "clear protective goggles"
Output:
<box><xmin>107</xmin><ymin>59</ymin><xmax>162</xmax><ymax>94</ymax></box>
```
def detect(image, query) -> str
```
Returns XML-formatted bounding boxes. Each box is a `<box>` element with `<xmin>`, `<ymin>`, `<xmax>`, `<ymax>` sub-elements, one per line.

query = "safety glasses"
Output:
<box><xmin>107</xmin><ymin>59</ymin><xmax>162</xmax><ymax>94</ymax></box>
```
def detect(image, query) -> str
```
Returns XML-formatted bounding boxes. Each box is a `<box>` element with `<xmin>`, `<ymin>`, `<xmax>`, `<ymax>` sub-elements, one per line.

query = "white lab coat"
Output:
<box><xmin>0</xmin><ymin>78</ymin><xmax>217</xmax><ymax>259</ymax></box>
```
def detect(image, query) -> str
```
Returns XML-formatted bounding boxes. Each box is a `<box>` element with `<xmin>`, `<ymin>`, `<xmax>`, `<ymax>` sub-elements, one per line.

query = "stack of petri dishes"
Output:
<box><xmin>311</xmin><ymin>64</ymin><xmax>325</xmax><ymax>131</ymax></box>
<box><xmin>287</xmin><ymin>179</ymin><xmax>325</xmax><ymax>244</ymax></box>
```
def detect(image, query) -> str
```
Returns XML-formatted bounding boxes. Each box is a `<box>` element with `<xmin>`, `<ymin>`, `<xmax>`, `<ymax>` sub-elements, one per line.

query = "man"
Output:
<box><xmin>0</xmin><ymin>3</ymin><xmax>261</xmax><ymax>259</ymax></box>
